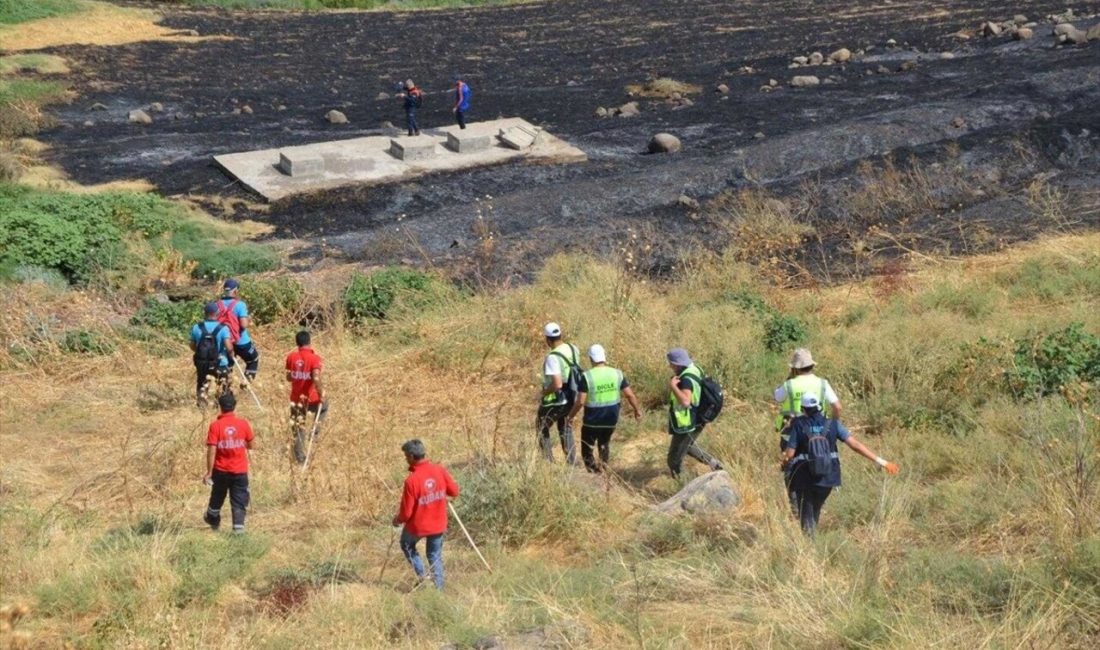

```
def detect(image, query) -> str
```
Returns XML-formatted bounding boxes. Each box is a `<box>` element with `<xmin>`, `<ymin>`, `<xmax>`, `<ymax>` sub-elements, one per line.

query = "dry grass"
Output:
<box><xmin>0</xmin><ymin>54</ymin><xmax>69</xmax><ymax>75</ymax></box>
<box><xmin>626</xmin><ymin>77</ymin><xmax>702</xmax><ymax>98</ymax></box>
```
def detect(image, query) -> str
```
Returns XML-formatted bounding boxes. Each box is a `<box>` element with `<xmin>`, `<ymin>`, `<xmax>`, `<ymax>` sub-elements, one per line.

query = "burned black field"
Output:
<box><xmin>35</xmin><ymin>0</ymin><xmax>1100</xmax><ymax>280</ymax></box>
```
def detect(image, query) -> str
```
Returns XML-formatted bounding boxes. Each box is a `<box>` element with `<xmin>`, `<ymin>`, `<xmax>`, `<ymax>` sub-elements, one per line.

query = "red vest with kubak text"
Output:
<box><xmin>397</xmin><ymin>460</ymin><xmax>460</xmax><ymax>536</ymax></box>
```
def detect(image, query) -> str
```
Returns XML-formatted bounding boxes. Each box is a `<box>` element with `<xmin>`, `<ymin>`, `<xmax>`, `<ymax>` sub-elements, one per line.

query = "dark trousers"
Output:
<box><xmin>195</xmin><ymin>365</ymin><xmax>229</xmax><ymax>404</ymax></box>
<box><xmin>666</xmin><ymin>426</ymin><xmax>722</xmax><ymax>478</ymax></box>
<box><xmin>455</xmin><ymin>110</ymin><xmax>467</xmax><ymax>129</ymax></box>
<box><xmin>536</xmin><ymin>404</ymin><xmax>576</xmax><ymax>464</ymax></box>
<box><xmin>580</xmin><ymin>425</ymin><xmax>614</xmax><ymax>473</ymax></box>
<box><xmin>291</xmin><ymin>401</ymin><xmax>328</xmax><ymax>464</ymax></box>
<box><xmin>406</xmin><ymin>109</ymin><xmax>419</xmax><ymax>135</ymax></box>
<box><xmin>793</xmin><ymin>486</ymin><xmax>832</xmax><ymax>536</ymax></box>
<box><xmin>206</xmin><ymin>471</ymin><xmax>250</xmax><ymax>531</ymax></box>
<box><xmin>228</xmin><ymin>341</ymin><xmax>260</xmax><ymax>379</ymax></box>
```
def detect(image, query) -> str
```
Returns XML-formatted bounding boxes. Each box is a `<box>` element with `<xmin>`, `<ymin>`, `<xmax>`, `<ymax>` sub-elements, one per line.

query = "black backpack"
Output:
<box><xmin>805</xmin><ymin>420</ymin><xmax>839</xmax><ymax>479</ymax></box>
<box><xmin>193</xmin><ymin>322</ymin><xmax>225</xmax><ymax>370</ymax></box>
<box><xmin>696</xmin><ymin>374</ymin><xmax>725</xmax><ymax>424</ymax></box>
<box><xmin>550</xmin><ymin>345</ymin><xmax>582</xmax><ymax>403</ymax></box>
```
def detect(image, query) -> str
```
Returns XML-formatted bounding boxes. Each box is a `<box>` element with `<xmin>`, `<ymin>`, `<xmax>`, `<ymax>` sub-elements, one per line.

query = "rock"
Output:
<box><xmin>877</xmin><ymin>65</ymin><xmax>892</xmax><ymax>74</ymax></box>
<box><xmin>789</xmin><ymin>75</ymin><xmax>820</xmax><ymax>87</ymax></box>
<box><xmin>759</xmin><ymin>85</ymin><xmax>774</xmax><ymax>92</ymax></box>
<box><xmin>829</xmin><ymin>47</ymin><xmax>852</xmax><ymax>63</ymax></box>
<box><xmin>951</xmin><ymin>116</ymin><xmax>966</xmax><ymax>128</ymax></box>
<box><xmin>669</xmin><ymin>91</ymin><xmax>682</xmax><ymax>102</ymax></box>
<box><xmin>1087</xmin><ymin>24</ymin><xmax>1100</xmax><ymax>41</ymax></box>
<box><xmin>715</xmin><ymin>83</ymin><xmax>729</xmax><ymax>94</ymax></box>
<box><xmin>276</xmin><ymin>104</ymin><xmax>287</xmax><ymax>111</ymax></box>
<box><xmin>677</xmin><ymin>194</ymin><xmax>699</xmax><ymax>210</ymax></box>
<box><xmin>1013</xmin><ymin>14</ymin><xmax>1029</xmax><ymax>25</ymax></box>
<box><xmin>792</xmin><ymin>55</ymin><xmax>809</xmax><ymax>65</ymax></box>
<box><xmin>738</xmin><ymin>65</ymin><xmax>755</xmax><ymax>74</ymax></box>
<box><xmin>951</xmin><ymin>30</ymin><xmax>972</xmax><ymax>40</ymax></box>
<box><xmin>768</xmin><ymin>78</ymin><xmax>778</xmax><ymax>86</ymax></box>
<box><xmin>618</xmin><ymin>101</ymin><xmax>640</xmax><ymax>117</ymax></box>
<box><xmin>899</xmin><ymin>60</ymin><xmax>917</xmax><ymax>72</ymax></box>
<box><xmin>128</xmin><ymin>109</ymin><xmax>152</xmax><ymax>125</ymax></box>
<box><xmin>595</xmin><ymin>106</ymin><xmax>608</xmax><ymax>117</ymax></box>
<box><xmin>655</xmin><ymin>471</ymin><xmax>741</xmax><ymax>516</ymax></box>
<box><xmin>1054</xmin><ymin>23</ymin><xmax>1088</xmax><ymax>44</ymax></box>
<box><xmin>325</xmin><ymin>109</ymin><xmax>348</xmax><ymax>124</ymax></box>
<box><xmin>375</xmin><ymin>92</ymin><xmax>390</xmax><ymax>101</ymax></box>
<box><xmin>231</xmin><ymin>108</ymin><xmax>241</xmax><ymax>115</ymax></box>
<box><xmin>380</xmin><ymin>120</ymin><xmax>395</xmax><ymax>129</ymax></box>
<box><xmin>648</xmin><ymin>133</ymin><xmax>681</xmax><ymax>154</ymax></box>
<box><xmin>83</xmin><ymin>120</ymin><xmax>94</xmax><ymax>127</ymax></box>
<box><xmin>1014</xmin><ymin>27</ymin><xmax>1034</xmax><ymax>40</ymax></box>
<box><xmin>940</xmin><ymin>51</ymin><xmax>955</xmax><ymax>59</ymax></box>
<box><xmin>788</xmin><ymin>63</ymin><xmax>801</xmax><ymax>69</ymax></box>
<box><xmin>1039</xmin><ymin>111</ymin><xmax>1052</xmax><ymax>120</ymax></box>
<box><xmin>678</xmin><ymin>97</ymin><xmax>694</xmax><ymax>107</ymax></box>
<box><xmin>471</xmin><ymin>637</ymin><xmax>502</xmax><ymax>650</ymax></box>
<box><xmin>241</xmin><ymin>105</ymin><xmax>253</xmax><ymax>115</ymax></box>
<box><xmin>89</xmin><ymin>102</ymin><xmax>108</xmax><ymax>111</ymax></box>
<box><xmin>566</xmin><ymin>79</ymin><xmax>580</xmax><ymax>87</ymax></box>
<box><xmin>980</xmin><ymin>21</ymin><xmax>1003</xmax><ymax>37</ymax></box>
<box><xmin>809</xmin><ymin>51</ymin><xmax>824</xmax><ymax>65</ymax></box>
<box><xmin>886</xmin><ymin>38</ymin><xmax>897</xmax><ymax>46</ymax></box>
<box><xmin>754</xmin><ymin>131</ymin><xmax>766</xmax><ymax>139</ymax></box>
<box><xmin>148</xmin><ymin>102</ymin><xmax>164</xmax><ymax>113</ymax></box>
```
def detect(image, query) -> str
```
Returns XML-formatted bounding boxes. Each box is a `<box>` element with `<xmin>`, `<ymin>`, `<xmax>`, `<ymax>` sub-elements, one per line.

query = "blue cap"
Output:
<box><xmin>204</xmin><ymin>301</ymin><xmax>220</xmax><ymax>315</ymax></box>
<box><xmin>666</xmin><ymin>347</ymin><xmax>692</xmax><ymax>367</ymax></box>
<box><xmin>223</xmin><ymin>278</ymin><xmax>239</xmax><ymax>291</ymax></box>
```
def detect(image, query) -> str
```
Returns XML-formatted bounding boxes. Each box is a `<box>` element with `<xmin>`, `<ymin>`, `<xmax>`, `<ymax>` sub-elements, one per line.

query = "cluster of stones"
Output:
<box><xmin>977</xmin><ymin>10</ymin><xmax>1100</xmax><ymax>45</ymax></box>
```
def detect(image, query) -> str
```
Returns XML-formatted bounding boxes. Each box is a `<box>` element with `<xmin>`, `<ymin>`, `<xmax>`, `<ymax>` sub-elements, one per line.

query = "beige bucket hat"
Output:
<box><xmin>789</xmin><ymin>348</ymin><xmax>815</xmax><ymax>369</ymax></box>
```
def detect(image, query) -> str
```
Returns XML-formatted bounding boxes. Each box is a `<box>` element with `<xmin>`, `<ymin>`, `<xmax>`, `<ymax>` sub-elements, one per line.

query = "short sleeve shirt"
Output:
<box><xmin>577</xmin><ymin>371</ymin><xmax>630</xmax><ymax>428</ymax></box>
<box><xmin>190</xmin><ymin>320</ymin><xmax>230</xmax><ymax>367</ymax></box>
<box><xmin>220</xmin><ymin>298</ymin><xmax>251</xmax><ymax>345</ymax></box>
<box><xmin>207</xmin><ymin>413</ymin><xmax>254</xmax><ymax>474</ymax></box>
<box><xmin>787</xmin><ymin>415</ymin><xmax>850</xmax><ymax>489</ymax></box>
<box><xmin>286</xmin><ymin>347</ymin><xmax>323</xmax><ymax>405</ymax></box>
<box><xmin>773</xmin><ymin>375</ymin><xmax>839</xmax><ymax>405</ymax></box>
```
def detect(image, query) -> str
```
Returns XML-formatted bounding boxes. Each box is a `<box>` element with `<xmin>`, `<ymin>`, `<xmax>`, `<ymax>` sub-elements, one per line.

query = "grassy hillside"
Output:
<box><xmin>2</xmin><ymin>232</ymin><xmax>1098</xmax><ymax>647</ymax></box>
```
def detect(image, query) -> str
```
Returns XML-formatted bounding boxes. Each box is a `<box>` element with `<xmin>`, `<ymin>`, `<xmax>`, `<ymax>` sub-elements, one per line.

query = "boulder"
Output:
<box><xmin>325</xmin><ymin>109</ymin><xmax>348</xmax><ymax>124</ymax></box>
<box><xmin>376</xmin><ymin>92</ymin><xmax>390</xmax><ymax>101</ymax></box>
<box><xmin>89</xmin><ymin>102</ymin><xmax>108</xmax><ymax>111</ymax></box>
<box><xmin>899</xmin><ymin>60</ymin><xmax>917</xmax><ymax>72</ymax></box>
<box><xmin>128</xmin><ymin>109</ymin><xmax>152</xmax><ymax>125</ymax></box>
<box><xmin>148</xmin><ymin>102</ymin><xmax>164</xmax><ymax>113</ymax></box>
<box><xmin>1087</xmin><ymin>24</ymin><xmax>1100</xmax><ymax>41</ymax></box>
<box><xmin>648</xmin><ymin>133</ymin><xmax>681</xmax><ymax>154</ymax></box>
<box><xmin>940</xmin><ymin>51</ymin><xmax>955</xmax><ymax>59</ymax></box>
<box><xmin>829</xmin><ymin>47</ymin><xmax>852</xmax><ymax>63</ymax></box>
<box><xmin>809</xmin><ymin>51</ymin><xmax>824</xmax><ymax>65</ymax></box>
<box><xmin>754</xmin><ymin>131</ymin><xmax>766</xmax><ymax>139</ymax></box>
<box><xmin>1014</xmin><ymin>27</ymin><xmax>1034</xmax><ymax>40</ymax></box>
<box><xmin>715</xmin><ymin>83</ymin><xmax>730</xmax><ymax>94</ymax></box>
<box><xmin>595</xmin><ymin>106</ymin><xmax>608</xmax><ymax>117</ymax></box>
<box><xmin>951</xmin><ymin>116</ymin><xmax>966</xmax><ymax>128</ymax></box>
<box><xmin>655</xmin><ymin>471</ymin><xmax>741</xmax><ymax>516</ymax></box>
<box><xmin>677</xmin><ymin>194</ymin><xmax>699</xmax><ymax>209</ymax></box>
<box><xmin>1054</xmin><ymin>23</ymin><xmax>1088</xmax><ymax>44</ymax></box>
<box><xmin>792</xmin><ymin>55</ymin><xmax>809</xmax><ymax>65</ymax></box>
<box><xmin>877</xmin><ymin>65</ymin><xmax>892</xmax><ymax>74</ymax></box>
<box><xmin>789</xmin><ymin>75</ymin><xmax>820</xmax><ymax>87</ymax></box>
<box><xmin>980</xmin><ymin>21</ymin><xmax>1003</xmax><ymax>37</ymax></box>
<box><xmin>886</xmin><ymin>38</ymin><xmax>897</xmax><ymax>46</ymax></box>
<box><xmin>768</xmin><ymin>78</ymin><xmax>778</xmax><ymax>86</ymax></box>
<box><xmin>617</xmin><ymin>101</ymin><xmax>640</xmax><ymax>117</ymax></box>
<box><xmin>1013</xmin><ymin>14</ymin><xmax>1029</xmax><ymax>25</ymax></box>
<box><xmin>241</xmin><ymin>105</ymin><xmax>253</xmax><ymax>115</ymax></box>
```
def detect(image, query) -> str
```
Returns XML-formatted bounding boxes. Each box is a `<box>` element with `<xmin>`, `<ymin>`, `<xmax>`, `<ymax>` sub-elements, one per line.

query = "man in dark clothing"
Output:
<box><xmin>452</xmin><ymin>75</ymin><xmax>471</xmax><ymax>129</ymax></box>
<box><xmin>568</xmin><ymin>344</ymin><xmax>641</xmax><ymax>472</ymax></box>
<box><xmin>190</xmin><ymin>302</ymin><xmax>232</xmax><ymax>406</ymax></box>
<box><xmin>666</xmin><ymin>347</ymin><xmax>723</xmax><ymax>478</ymax></box>
<box><xmin>783</xmin><ymin>394</ymin><xmax>899</xmax><ymax>535</ymax></box>
<box><xmin>402</xmin><ymin>79</ymin><xmax>423</xmax><ymax>136</ymax></box>
<box><xmin>203</xmin><ymin>393</ymin><xmax>255</xmax><ymax>533</ymax></box>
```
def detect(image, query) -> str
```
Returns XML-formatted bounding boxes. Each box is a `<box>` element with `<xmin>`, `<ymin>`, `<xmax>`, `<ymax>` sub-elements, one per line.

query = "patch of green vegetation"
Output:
<box><xmin>344</xmin><ymin>266</ymin><xmax>451</xmax><ymax>323</ymax></box>
<box><xmin>241</xmin><ymin>275</ymin><xmax>305</xmax><ymax>325</ymax></box>
<box><xmin>0</xmin><ymin>0</ymin><xmax>82</xmax><ymax>25</ymax></box>
<box><xmin>0</xmin><ymin>54</ymin><xmax>69</xmax><ymax>75</ymax></box>
<box><xmin>130</xmin><ymin>298</ymin><xmax>205</xmax><ymax>336</ymax></box>
<box><xmin>1007</xmin><ymin>323</ymin><xmax>1100</xmax><ymax>397</ymax></box>
<box><xmin>60</xmin><ymin>328</ymin><xmax>116</xmax><ymax>355</ymax></box>
<box><xmin>0</xmin><ymin>78</ymin><xmax>69</xmax><ymax>137</ymax></box>
<box><xmin>172</xmin><ymin>532</ymin><xmax>270</xmax><ymax>606</ymax></box>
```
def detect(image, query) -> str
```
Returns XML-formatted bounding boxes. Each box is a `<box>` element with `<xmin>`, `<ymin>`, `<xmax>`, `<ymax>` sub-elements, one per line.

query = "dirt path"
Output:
<box><xmin>27</xmin><ymin>0</ymin><xmax>1100</xmax><ymax>279</ymax></box>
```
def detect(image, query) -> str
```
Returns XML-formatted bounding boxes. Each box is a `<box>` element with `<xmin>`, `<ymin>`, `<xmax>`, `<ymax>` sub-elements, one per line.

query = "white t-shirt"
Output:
<box><xmin>773</xmin><ymin>375</ymin><xmax>839</xmax><ymax>405</ymax></box>
<box><xmin>543</xmin><ymin>354</ymin><xmax>562</xmax><ymax>377</ymax></box>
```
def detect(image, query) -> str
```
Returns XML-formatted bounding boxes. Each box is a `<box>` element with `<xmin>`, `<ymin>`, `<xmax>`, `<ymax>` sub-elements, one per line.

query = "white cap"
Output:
<box><xmin>800</xmin><ymin>394</ymin><xmax>821</xmax><ymax>410</ymax></box>
<box><xmin>588</xmin><ymin>344</ymin><xmax>606</xmax><ymax>364</ymax></box>
<box><xmin>543</xmin><ymin>322</ymin><xmax>562</xmax><ymax>337</ymax></box>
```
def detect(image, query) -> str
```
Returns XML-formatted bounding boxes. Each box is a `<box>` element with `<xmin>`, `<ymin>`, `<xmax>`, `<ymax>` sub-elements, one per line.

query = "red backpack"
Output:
<box><xmin>216</xmin><ymin>299</ymin><xmax>241</xmax><ymax>345</ymax></box>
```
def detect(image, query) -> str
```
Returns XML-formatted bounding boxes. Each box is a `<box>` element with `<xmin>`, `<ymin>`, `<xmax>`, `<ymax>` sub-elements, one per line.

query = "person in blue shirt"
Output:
<box><xmin>783</xmin><ymin>394</ymin><xmax>899</xmax><ymax>535</ymax></box>
<box><xmin>190</xmin><ymin>302</ymin><xmax>233</xmax><ymax>405</ymax></box>
<box><xmin>452</xmin><ymin>75</ymin><xmax>471</xmax><ymax>130</ymax></box>
<box><xmin>217</xmin><ymin>279</ymin><xmax>260</xmax><ymax>384</ymax></box>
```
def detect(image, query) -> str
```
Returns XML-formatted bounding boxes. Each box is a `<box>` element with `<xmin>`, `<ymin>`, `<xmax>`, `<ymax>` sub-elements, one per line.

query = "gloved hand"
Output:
<box><xmin>884</xmin><ymin>462</ymin><xmax>900</xmax><ymax>475</ymax></box>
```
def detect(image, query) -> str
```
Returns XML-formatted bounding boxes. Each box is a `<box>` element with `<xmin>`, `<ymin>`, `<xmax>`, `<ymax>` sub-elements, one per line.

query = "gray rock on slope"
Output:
<box><xmin>128</xmin><ymin>109</ymin><xmax>152</xmax><ymax>125</ymax></box>
<box><xmin>655</xmin><ymin>471</ymin><xmax>741</xmax><ymax>516</ymax></box>
<box><xmin>325</xmin><ymin>109</ymin><xmax>348</xmax><ymax>124</ymax></box>
<box><xmin>789</xmin><ymin>75</ymin><xmax>820</xmax><ymax>87</ymax></box>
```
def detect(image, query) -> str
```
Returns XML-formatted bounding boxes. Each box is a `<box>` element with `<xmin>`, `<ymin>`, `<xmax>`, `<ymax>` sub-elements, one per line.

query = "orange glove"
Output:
<box><xmin>884</xmin><ymin>462</ymin><xmax>900</xmax><ymax>476</ymax></box>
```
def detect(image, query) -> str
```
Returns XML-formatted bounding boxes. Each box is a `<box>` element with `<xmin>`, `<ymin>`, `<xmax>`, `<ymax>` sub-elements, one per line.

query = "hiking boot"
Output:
<box><xmin>203</xmin><ymin>511</ymin><xmax>221</xmax><ymax>531</ymax></box>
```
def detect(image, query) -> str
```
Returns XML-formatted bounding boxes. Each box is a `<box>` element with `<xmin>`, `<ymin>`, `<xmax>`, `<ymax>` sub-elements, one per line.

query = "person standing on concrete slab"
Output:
<box><xmin>666</xmin><ymin>347</ymin><xmax>723</xmax><ymax>478</ymax></box>
<box><xmin>393</xmin><ymin>439</ymin><xmax>460</xmax><ymax>590</ymax></box>
<box><xmin>452</xmin><ymin>75</ymin><xmax>471</xmax><ymax>129</ymax></box>
<box><xmin>568</xmin><ymin>344</ymin><xmax>641</xmax><ymax>473</ymax></box>
<box><xmin>203</xmin><ymin>393</ymin><xmax>255</xmax><ymax>533</ymax></box>
<box><xmin>401</xmin><ymin>79</ymin><xmax>423</xmax><ymax>136</ymax></box>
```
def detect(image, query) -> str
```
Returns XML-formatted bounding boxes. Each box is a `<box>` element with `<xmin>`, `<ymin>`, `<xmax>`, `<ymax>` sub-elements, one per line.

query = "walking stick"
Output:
<box><xmin>300</xmin><ymin>403</ymin><xmax>327</xmax><ymax>472</ymax></box>
<box><xmin>234</xmin><ymin>363</ymin><xmax>263</xmax><ymax>409</ymax></box>
<box><xmin>377</xmin><ymin>525</ymin><xmax>400</xmax><ymax>583</ymax></box>
<box><xmin>448</xmin><ymin>502</ymin><xmax>492</xmax><ymax>573</ymax></box>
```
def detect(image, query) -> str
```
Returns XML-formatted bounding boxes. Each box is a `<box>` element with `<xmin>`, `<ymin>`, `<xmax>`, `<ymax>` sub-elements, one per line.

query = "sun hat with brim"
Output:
<box><xmin>666</xmin><ymin>347</ymin><xmax>692</xmax><ymax>367</ymax></box>
<box><xmin>789</xmin><ymin>348</ymin><xmax>815</xmax><ymax>369</ymax></box>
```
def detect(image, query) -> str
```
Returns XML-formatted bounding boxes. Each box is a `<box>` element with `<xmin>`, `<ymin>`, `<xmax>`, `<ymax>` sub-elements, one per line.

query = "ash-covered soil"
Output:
<box><xmin>30</xmin><ymin>0</ymin><xmax>1100</xmax><ymax>280</ymax></box>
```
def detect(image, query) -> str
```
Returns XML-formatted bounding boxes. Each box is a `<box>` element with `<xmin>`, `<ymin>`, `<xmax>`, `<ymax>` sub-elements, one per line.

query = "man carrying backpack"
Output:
<box><xmin>452</xmin><ymin>75</ymin><xmax>471</xmax><ymax>129</ymax></box>
<box><xmin>401</xmin><ymin>79</ymin><xmax>423</xmax><ymax>137</ymax></box>
<box><xmin>286</xmin><ymin>330</ymin><xmax>326</xmax><ymax>465</ymax></box>
<box><xmin>217</xmin><ymin>279</ymin><xmax>260</xmax><ymax>385</ymax></box>
<box><xmin>784</xmin><ymin>394</ymin><xmax>899</xmax><ymax>535</ymax></box>
<box><xmin>190</xmin><ymin>302</ymin><xmax>232</xmax><ymax>406</ymax></box>
<box><xmin>567</xmin><ymin>344</ymin><xmax>642</xmax><ymax>473</ymax></box>
<box><xmin>775</xmin><ymin>348</ymin><xmax>842</xmax><ymax>513</ymax></box>
<box><xmin>666</xmin><ymin>347</ymin><xmax>724</xmax><ymax>478</ymax></box>
<box><xmin>537</xmin><ymin>322</ymin><xmax>581</xmax><ymax>465</ymax></box>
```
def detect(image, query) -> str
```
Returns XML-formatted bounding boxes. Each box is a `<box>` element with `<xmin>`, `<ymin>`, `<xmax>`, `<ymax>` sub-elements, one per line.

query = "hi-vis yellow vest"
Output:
<box><xmin>775</xmin><ymin>374</ymin><xmax>828</xmax><ymax>434</ymax></box>
<box><xmin>669</xmin><ymin>365</ymin><xmax>702</xmax><ymax>434</ymax></box>
<box><xmin>542</xmin><ymin>343</ymin><xmax>580</xmax><ymax>406</ymax></box>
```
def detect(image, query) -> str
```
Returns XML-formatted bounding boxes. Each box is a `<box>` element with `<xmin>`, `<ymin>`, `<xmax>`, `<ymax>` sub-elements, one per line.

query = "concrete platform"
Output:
<box><xmin>389</xmin><ymin>135</ymin><xmax>438</xmax><ymax>161</ymax></box>
<box><xmin>446</xmin><ymin>130</ymin><xmax>492</xmax><ymax>154</ymax></box>
<box><xmin>214</xmin><ymin>118</ymin><xmax>586</xmax><ymax>201</ymax></box>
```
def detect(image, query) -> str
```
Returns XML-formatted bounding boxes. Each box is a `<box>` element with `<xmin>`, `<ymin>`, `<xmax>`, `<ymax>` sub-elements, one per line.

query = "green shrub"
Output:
<box><xmin>130</xmin><ymin>298</ymin><xmax>204</xmax><ymax>336</ymax></box>
<box><xmin>0</xmin><ymin>0</ymin><xmax>81</xmax><ymax>24</ymax></box>
<box><xmin>762</xmin><ymin>313</ymin><xmax>808</xmax><ymax>353</ymax></box>
<box><xmin>183</xmin><ymin>241</ymin><xmax>281</xmax><ymax>279</ymax></box>
<box><xmin>240</xmin><ymin>275</ymin><xmax>304</xmax><ymax>325</ymax></box>
<box><xmin>60</xmin><ymin>328</ymin><xmax>116</xmax><ymax>355</ymax></box>
<box><xmin>344</xmin><ymin>267</ymin><xmax>446</xmax><ymax>323</ymax></box>
<box><xmin>172</xmin><ymin>533</ymin><xmax>270</xmax><ymax>606</ymax></box>
<box><xmin>1007</xmin><ymin>323</ymin><xmax>1100</xmax><ymax>397</ymax></box>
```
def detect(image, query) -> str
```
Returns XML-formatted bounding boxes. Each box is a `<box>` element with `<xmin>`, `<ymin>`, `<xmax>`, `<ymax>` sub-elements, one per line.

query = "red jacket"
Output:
<box><xmin>396</xmin><ymin>460</ymin><xmax>460</xmax><ymax>537</ymax></box>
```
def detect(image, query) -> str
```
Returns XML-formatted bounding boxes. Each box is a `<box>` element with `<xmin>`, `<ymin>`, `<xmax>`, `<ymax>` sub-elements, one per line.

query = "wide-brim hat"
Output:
<box><xmin>789</xmin><ymin>348</ymin><xmax>815</xmax><ymax>369</ymax></box>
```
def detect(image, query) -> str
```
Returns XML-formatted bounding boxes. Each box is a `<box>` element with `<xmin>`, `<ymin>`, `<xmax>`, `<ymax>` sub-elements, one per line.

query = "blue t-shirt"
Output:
<box><xmin>576</xmin><ymin>372</ymin><xmax>629</xmax><ymax>428</ymax></box>
<box><xmin>219</xmin><ymin>297</ymin><xmax>251</xmax><ymax>346</ymax></box>
<box><xmin>455</xmin><ymin>82</ymin><xmax>471</xmax><ymax>111</ymax></box>
<box><xmin>787</xmin><ymin>413</ymin><xmax>850</xmax><ymax>489</ymax></box>
<box><xmin>190</xmin><ymin>319</ymin><xmax>231</xmax><ymax>367</ymax></box>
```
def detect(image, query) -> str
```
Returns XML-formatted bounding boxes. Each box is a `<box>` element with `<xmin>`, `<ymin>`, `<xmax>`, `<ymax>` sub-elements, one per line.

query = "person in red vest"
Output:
<box><xmin>203</xmin><ymin>393</ymin><xmax>255</xmax><ymax>533</ymax></box>
<box><xmin>393</xmin><ymin>439</ymin><xmax>460</xmax><ymax>590</ymax></box>
<box><xmin>285</xmin><ymin>330</ymin><xmax>326</xmax><ymax>464</ymax></box>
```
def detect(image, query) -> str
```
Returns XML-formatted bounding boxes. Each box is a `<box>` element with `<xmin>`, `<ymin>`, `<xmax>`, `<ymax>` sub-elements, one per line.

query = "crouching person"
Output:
<box><xmin>393</xmin><ymin>439</ymin><xmax>460</xmax><ymax>589</ymax></box>
<box><xmin>203</xmin><ymin>393</ymin><xmax>255</xmax><ymax>533</ymax></box>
